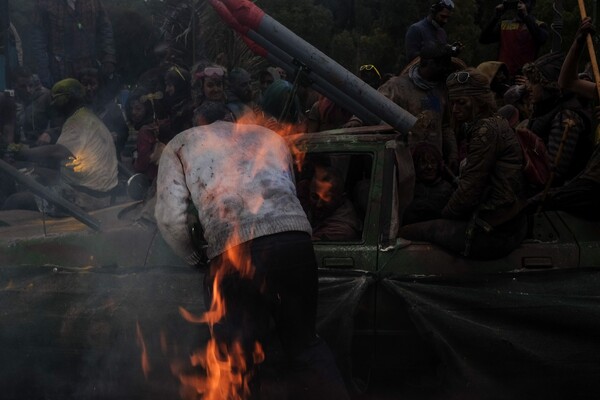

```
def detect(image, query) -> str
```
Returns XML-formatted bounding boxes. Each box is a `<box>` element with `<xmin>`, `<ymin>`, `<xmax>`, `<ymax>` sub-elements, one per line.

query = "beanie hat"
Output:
<box><xmin>51</xmin><ymin>78</ymin><xmax>85</xmax><ymax>106</ymax></box>
<box><xmin>476</xmin><ymin>61</ymin><xmax>509</xmax><ymax>84</ymax></box>
<box><xmin>446</xmin><ymin>68</ymin><xmax>491</xmax><ymax>98</ymax></box>
<box><xmin>522</xmin><ymin>52</ymin><xmax>564</xmax><ymax>88</ymax></box>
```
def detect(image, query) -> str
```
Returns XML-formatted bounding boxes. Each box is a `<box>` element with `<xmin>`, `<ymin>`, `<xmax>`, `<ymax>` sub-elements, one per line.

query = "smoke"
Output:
<box><xmin>0</xmin><ymin>264</ymin><xmax>208</xmax><ymax>399</ymax></box>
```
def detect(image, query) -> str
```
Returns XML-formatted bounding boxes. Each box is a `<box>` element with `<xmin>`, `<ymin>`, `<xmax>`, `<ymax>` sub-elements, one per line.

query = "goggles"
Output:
<box><xmin>447</xmin><ymin>71</ymin><xmax>471</xmax><ymax>84</ymax></box>
<box><xmin>359</xmin><ymin>64</ymin><xmax>382</xmax><ymax>79</ymax></box>
<box><xmin>195</xmin><ymin>67</ymin><xmax>226</xmax><ymax>80</ymax></box>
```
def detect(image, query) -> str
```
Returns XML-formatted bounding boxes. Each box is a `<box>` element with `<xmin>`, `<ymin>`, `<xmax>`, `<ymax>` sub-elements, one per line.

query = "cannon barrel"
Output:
<box><xmin>209</xmin><ymin>0</ymin><xmax>417</xmax><ymax>133</ymax></box>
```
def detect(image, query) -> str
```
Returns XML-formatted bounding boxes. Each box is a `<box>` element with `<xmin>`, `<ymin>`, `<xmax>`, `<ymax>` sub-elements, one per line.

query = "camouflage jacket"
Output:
<box><xmin>443</xmin><ymin>115</ymin><xmax>524</xmax><ymax>221</ymax></box>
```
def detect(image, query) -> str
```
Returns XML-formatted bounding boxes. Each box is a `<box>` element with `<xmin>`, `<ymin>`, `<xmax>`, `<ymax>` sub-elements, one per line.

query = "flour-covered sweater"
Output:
<box><xmin>155</xmin><ymin>121</ymin><xmax>312</xmax><ymax>262</ymax></box>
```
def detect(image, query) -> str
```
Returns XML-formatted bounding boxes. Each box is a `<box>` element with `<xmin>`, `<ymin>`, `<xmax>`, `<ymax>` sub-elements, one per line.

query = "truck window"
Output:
<box><xmin>295</xmin><ymin>153</ymin><xmax>372</xmax><ymax>242</ymax></box>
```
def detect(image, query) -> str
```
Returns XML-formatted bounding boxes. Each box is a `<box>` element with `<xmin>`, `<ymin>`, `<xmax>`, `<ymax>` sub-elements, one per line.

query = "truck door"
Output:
<box><xmin>304</xmin><ymin>151</ymin><xmax>380</xmax><ymax>273</ymax></box>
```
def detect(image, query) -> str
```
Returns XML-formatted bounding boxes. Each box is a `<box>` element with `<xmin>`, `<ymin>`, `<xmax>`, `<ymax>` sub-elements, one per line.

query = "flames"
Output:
<box><xmin>137</xmin><ymin>118</ymin><xmax>308</xmax><ymax>399</ymax></box>
<box><xmin>312</xmin><ymin>167</ymin><xmax>334</xmax><ymax>204</ymax></box>
<box><xmin>175</xmin><ymin>228</ymin><xmax>264</xmax><ymax>400</ymax></box>
<box><xmin>136</xmin><ymin>322</ymin><xmax>152</xmax><ymax>379</ymax></box>
<box><xmin>64</xmin><ymin>155</ymin><xmax>88</xmax><ymax>173</ymax></box>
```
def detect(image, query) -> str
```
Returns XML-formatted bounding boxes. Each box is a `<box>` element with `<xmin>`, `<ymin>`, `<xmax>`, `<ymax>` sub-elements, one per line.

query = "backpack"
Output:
<box><xmin>515</xmin><ymin>126</ymin><xmax>551</xmax><ymax>187</ymax></box>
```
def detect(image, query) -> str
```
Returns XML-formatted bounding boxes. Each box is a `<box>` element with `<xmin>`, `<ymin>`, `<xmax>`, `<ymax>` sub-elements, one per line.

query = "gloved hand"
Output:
<box><xmin>576</xmin><ymin>17</ymin><xmax>596</xmax><ymax>45</ymax></box>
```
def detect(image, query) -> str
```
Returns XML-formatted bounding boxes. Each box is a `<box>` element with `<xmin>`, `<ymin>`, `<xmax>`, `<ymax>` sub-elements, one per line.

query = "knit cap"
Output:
<box><xmin>446</xmin><ymin>68</ymin><xmax>491</xmax><ymax>99</ymax></box>
<box><xmin>522</xmin><ymin>52</ymin><xmax>565</xmax><ymax>88</ymax></box>
<box><xmin>51</xmin><ymin>78</ymin><xmax>85</xmax><ymax>106</ymax></box>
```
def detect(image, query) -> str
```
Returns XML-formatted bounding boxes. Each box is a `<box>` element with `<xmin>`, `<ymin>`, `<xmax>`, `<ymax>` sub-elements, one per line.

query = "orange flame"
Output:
<box><xmin>313</xmin><ymin>166</ymin><xmax>335</xmax><ymax>203</ymax></box>
<box><xmin>136</xmin><ymin>321</ymin><xmax>151</xmax><ymax>379</ymax></box>
<box><xmin>176</xmin><ymin>338</ymin><xmax>264</xmax><ymax>400</ymax></box>
<box><xmin>163</xmin><ymin>120</ymin><xmax>306</xmax><ymax>399</ymax></box>
<box><xmin>176</xmin><ymin>226</ymin><xmax>264</xmax><ymax>399</ymax></box>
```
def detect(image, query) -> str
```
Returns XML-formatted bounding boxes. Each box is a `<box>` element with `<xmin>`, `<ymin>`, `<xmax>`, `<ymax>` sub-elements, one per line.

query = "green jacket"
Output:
<box><xmin>443</xmin><ymin>115</ymin><xmax>523</xmax><ymax>222</ymax></box>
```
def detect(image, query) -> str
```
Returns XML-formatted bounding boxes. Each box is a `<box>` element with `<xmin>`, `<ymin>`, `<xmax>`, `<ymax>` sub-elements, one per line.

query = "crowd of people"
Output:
<box><xmin>1</xmin><ymin>0</ymin><xmax>600</xmax><ymax>396</ymax></box>
<box><xmin>0</xmin><ymin>0</ymin><xmax>598</xmax><ymax>251</ymax></box>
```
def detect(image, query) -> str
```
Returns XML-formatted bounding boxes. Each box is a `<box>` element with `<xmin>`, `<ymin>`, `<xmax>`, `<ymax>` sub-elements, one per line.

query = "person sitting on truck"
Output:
<box><xmin>347</xmin><ymin>44</ymin><xmax>459</xmax><ymax>172</ymax></box>
<box><xmin>522</xmin><ymin>51</ymin><xmax>592</xmax><ymax>187</ymax></box>
<box><xmin>308</xmin><ymin>165</ymin><xmax>362</xmax><ymax>241</ymax></box>
<box><xmin>527</xmin><ymin>17</ymin><xmax>600</xmax><ymax>220</ymax></box>
<box><xmin>399</xmin><ymin>68</ymin><xmax>527</xmax><ymax>259</ymax></box>
<box><xmin>403</xmin><ymin>142</ymin><xmax>454</xmax><ymax>225</ymax></box>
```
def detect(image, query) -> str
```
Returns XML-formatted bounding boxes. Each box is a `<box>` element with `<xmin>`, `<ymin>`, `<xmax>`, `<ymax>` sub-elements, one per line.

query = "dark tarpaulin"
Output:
<box><xmin>316</xmin><ymin>272</ymin><xmax>372</xmax><ymax>383</ymax></box>
<box><xmin>383</xmin><ymin>268</ymin><xmax>600</xmax><ymax>400</ymax></box>
<box><xmin>0</xmin><ymin>264</ymin><xmax>372</xmax><ymax>399</ymax></box>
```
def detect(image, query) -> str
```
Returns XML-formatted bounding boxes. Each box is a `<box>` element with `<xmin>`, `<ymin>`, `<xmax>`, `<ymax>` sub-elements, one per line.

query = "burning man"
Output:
<box><xmin>155</xmin><ymin>120</ymin><xmax>349</xmax><ymax>399</ymax></box>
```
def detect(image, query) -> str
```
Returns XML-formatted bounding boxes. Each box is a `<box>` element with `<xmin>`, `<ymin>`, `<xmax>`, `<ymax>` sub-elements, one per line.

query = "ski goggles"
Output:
<box><xmin>195</xmin><ymin>67</ymin><xmax>226</xmax><ymax>80</ymax></box>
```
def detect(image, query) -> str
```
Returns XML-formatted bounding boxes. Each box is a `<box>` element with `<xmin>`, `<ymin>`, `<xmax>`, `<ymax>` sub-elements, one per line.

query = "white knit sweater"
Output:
<box><xmin>155</xmin><ymin>121</ymin><xmax>312</xmax><ymax>262</ymax></box>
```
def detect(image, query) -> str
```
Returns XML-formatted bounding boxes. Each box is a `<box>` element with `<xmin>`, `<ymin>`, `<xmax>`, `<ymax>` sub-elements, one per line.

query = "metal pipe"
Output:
<box><xmin>208</xmin><ymin>0</ymin><xmax>381</xmax><ymax>125</ymax></box>
<box><xmin>0</xmin><ymin>159</ymin><xmax>102</xmax><ymax>231</ymax></box>
<box><xmin>244</xmin><ymin>29</ymin><xmax>382</xmax><ymax>125</ymax></box>
<box><xmin>212</xmin><ymin>0</ymin><xmax>417</xmax><ymax>133</ymax></box>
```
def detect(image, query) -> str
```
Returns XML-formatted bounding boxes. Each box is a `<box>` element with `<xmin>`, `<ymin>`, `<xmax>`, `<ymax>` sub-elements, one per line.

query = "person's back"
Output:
<box><xmin>156</xmin><ymin>121</ymin><xmax>310</xmax><ymax>259</ymax></box>
<box><xmin>57</xmin><ymin>106</ymin><xmax>118</xmax><ymax>192</ymax></box>
<box><xmin>155</xmin><ymin>121</ymin><xmax>349</xmax><ymax>399</ymax></box>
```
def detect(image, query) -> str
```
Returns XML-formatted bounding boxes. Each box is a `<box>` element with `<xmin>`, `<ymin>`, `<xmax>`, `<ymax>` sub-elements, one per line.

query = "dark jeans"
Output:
<box><xmin>205</xmin><ymin>231</ymin><xmax>349</xmax><ymax>400</ymax></box>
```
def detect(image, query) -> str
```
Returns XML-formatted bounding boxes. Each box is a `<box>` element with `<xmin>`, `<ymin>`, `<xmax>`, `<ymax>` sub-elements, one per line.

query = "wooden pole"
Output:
<box><xmin>578</xmin><ymin>0</ymin><xmax>600</xmax><ymax>102</ymax></box>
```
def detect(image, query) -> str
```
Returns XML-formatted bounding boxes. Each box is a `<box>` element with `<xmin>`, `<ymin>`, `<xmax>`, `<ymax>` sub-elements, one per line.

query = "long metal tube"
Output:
<box><xmin>244</xmin><ymin>29</ymin><xmax>382</xmax><ymax>125</ymax></box>
<box><xmin>211</xmin><ymin>0</ymin><xmax>417</xmax><ymax>133</ymax></box>
<box><xmin>0</xmin><ymin>159</ymin><xmax>102</xmax><ymax>231</ymax></box>
<box><xmin>207</xmin><ymin>0</ymin><xmax>382</xmax><ymax>125</ymax></box>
